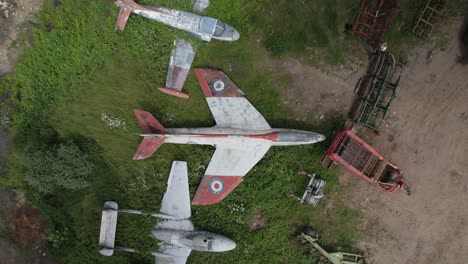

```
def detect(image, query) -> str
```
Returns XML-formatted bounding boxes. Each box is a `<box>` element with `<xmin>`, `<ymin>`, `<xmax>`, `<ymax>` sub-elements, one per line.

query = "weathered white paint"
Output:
<box><xmin>206</xmin><ymin>97</ymin><xmax>272</xmax><ymax>130</ymax></box>
<box><xmin>159</xmin><ymin>161</ymin><xmax>192</xmax><ymax>220</ymax></box>
<box><xmin>165</xmin><ymin>39</ymin><xmax>195</xmax><ymax>90</ymax></box>
<box><xmin>205</xmin><ymin>141</ymin><xmax>271</xmax><ymax>176</ymax></box>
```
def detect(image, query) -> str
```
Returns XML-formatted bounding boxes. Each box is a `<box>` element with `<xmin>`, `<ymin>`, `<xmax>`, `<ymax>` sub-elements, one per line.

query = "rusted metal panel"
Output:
<box><xmin>351</xmin><ymin>0</ymin><xmax>399</xmax><ymax>46</ymax></box>
<box><xmin>322</xmin><ymin>129</ymin><xmax>409</xmax><ymax>193</ymax></box>
<box><xmin>413</xmin><ymin>0</ymin><xmax>447</xmax><ymax>39</ymax></box>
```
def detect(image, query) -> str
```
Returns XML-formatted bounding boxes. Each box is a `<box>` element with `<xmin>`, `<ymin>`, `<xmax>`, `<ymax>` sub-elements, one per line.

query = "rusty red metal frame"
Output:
<box><xmin>352</xmin><ymin>0</ymin><xmax>400</xmax><ymax>45</ymax></box>
<box><xmin>321</xmin><ymin>129</ymin><xmax>407</xmax><ymax>193</ymax></box>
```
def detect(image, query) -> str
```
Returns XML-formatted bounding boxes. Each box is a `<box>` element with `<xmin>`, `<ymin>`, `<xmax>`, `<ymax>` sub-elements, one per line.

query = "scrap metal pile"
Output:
<box><xmin>352</xmin><ymin>0</ymin><xmax>399</xmax><ymax>46</ymax></box>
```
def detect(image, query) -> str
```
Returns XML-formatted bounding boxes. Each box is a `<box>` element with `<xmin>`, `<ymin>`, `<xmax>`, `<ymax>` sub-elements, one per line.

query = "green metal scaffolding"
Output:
<box><xmin>349</xmin><ymin>52</ymin><xmax>403</xmax><ymax>133</ymax></box>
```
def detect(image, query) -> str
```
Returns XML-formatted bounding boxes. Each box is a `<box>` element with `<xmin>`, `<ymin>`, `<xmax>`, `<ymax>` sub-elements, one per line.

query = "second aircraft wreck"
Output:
<box><xmin>98</xmin><ymin>161</ymin><xmax>236</xmax><ymax>263</ymax></box>
<box><xmin>115</xmin><ymin>0</ymin><xmax>240</xmax><ymax>98</ymax></box>
<box><xmin>132</xmin><ymin>69</ymin><xmax>326</xmax><ymax>205</ymax></box>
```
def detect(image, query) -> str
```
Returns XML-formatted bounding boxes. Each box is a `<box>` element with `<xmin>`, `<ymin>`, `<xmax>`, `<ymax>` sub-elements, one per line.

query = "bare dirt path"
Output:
<box><xmin>351</xmin><ymin>17</ymin><xmax>468</xmax><ymax>264</ymax></box>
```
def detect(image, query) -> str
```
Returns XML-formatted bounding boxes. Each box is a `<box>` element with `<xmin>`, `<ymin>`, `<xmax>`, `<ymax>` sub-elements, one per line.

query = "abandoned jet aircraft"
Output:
<box><xmin>98</xmin><ymin>161</ymin><xmax>236</xmax><ymax>263</ymax></box>
<box><xmin>132</xmin><ymin>69</ymin><xmax>326</xmax><ymax>205</ymax></box>
<box><xmin>115</xmin><ymin>0</ymin><xmax>239</xmax><ymax>41</ymax></box>
<box><xmin>115</xmin><ymin>0</ymin><xmax>240</xmax><ymax>99</ymax></box>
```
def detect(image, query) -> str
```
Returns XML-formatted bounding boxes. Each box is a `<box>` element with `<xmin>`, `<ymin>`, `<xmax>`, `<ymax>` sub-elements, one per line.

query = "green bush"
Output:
<box><xmin>21</xmin><ymin>142</ymin><xmax>95</xmax><ymax>193</ymax></box>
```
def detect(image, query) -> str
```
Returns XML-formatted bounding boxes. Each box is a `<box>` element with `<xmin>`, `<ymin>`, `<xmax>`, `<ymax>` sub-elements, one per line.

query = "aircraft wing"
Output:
<box><xmin>192</xmin><ymin>141</ymin><xmax>271</xmax><ymax>205</ymax></box>
<box><xmin>154</xmin><ymin>247</ymin><xmax>191</xmax><ymax>264</ymax></box>
<box><xmin>194</xmin><ymin>68</ymin><xmax>271</xmax><ymax>130</ymax></box>
<box><xmin>159</xmin><ymin>39</ymin><xmax>195</xmax><ymax>98</ymax></box>
<box><xmin>160</xmin><ymin>161</ymin><xmax>192</xmax><ymax>219</ymax></box>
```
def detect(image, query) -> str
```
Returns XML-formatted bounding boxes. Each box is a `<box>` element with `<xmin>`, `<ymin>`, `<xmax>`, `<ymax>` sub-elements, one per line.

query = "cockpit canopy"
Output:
<box><xmin>191</xmin><ymin>234</ymin><xmax>214</xmax><ymax>251</ymax></box>
<box><xmin>200</xmin><ymin>17</ymin><xmax>225</xmax><ymax>36</ymax></box>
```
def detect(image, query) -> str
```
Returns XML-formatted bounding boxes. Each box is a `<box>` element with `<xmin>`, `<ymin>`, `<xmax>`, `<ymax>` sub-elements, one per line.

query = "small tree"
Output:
<box><xmin>22</xmin><ymin>142</ymin><xmax>95</xmax><ymax>193</ymax></box>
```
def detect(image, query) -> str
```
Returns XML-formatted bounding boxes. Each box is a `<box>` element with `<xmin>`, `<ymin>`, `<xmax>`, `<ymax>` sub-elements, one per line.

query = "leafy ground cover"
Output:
<box><xmin>0</xmin><ymin>0</ymin><xmax>438</xmax><ymax>263</ymax></box>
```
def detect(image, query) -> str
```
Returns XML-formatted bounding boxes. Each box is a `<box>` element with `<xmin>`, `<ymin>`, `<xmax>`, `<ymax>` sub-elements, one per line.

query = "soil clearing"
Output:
<box><xmin>353</xmin><ymin>17</ymin><xmax>468</xmax><ymax>264</ymax></box>
<box><xmin>282</xmin><ymin>16</ymin><xmax>467</xmax><ymax>264</ymax></box>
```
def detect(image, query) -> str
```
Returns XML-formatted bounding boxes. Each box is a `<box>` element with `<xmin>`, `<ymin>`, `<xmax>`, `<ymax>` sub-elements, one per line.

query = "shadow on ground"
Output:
<box><xmin>458</xmin><ymin>10</ymin><xmax>468</xmax><ymax>64</ymax></box>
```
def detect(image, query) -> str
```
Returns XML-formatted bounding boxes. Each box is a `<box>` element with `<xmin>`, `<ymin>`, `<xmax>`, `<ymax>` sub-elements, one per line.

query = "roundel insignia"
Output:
<box><xmin>209</xmin><ymin>178</ymin><xmax>225</xmax><ymax>194</ymax></box>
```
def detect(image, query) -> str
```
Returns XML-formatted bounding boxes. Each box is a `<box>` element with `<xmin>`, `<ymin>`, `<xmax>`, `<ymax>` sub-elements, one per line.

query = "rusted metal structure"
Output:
<box><xmin>349</xmin><ymin>51</ymin><xmax>403</xmax><ymax>133</ymax></box>
<box><xmin>413</xmin><ymin>0</ymin><xmax>447</xmax><ymax>39</ymax></box>
<box><xmin>321</xmin><ymin>129</ymin><xmax>410</xmax><ymax>194</ymax></box>
<box><xmin>352</xmin><ymin>0</ymin><xmax>400</xmax><ymax>46</ymax></box>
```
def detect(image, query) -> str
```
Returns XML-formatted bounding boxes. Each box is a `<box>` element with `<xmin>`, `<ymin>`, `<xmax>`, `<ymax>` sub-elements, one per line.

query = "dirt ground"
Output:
<box><xmin>0</xmin><ymin>187</ymin><xmax>58</xmax><ymax>264</ymax></box>
<box><xmin>353</xmin><ymin>17</ymin><xmax>468</xmax><ymax>264</ymax></box>
<box><xmin>279</xmin><ymin>58</ymin><xmax>365</xmax><ymax>122</ymax></box>
<box><xmin>282</xmin><ymin>17</ymin><xmax>467</xmax><ymax>264</ymax></box>
<box><xmin>0</xmin><ymin>0</ymin><xmax>43</xmax><ymax>76</ymax></box>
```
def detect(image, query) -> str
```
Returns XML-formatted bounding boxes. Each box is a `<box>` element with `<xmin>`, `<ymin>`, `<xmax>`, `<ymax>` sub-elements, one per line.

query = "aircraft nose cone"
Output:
<box><xmin>308</xmin><ymin>132</ymin><xmax>325</xmax><ymax>143</ymax></box>
<box><xmin>317</xmin><ymin>134</ymin><xmax>326</xmax><ymax>142</ymax></box>
<box><xmin>232</xmin><ymin>30</ymin><xmax>240</xmax><ymax>41</ymax></box>
<box><xmin>212</xmin><ymin>237</ymin><xmax>237</xmax><ymax>252</ymax></box>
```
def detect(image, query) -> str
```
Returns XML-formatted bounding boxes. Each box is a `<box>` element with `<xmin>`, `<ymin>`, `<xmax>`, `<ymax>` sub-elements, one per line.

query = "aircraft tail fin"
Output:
<box><xmin>133</xmin><ymin>137</ymin><xmax>165</xmax><ymax>160</ymax></box>
<box><xmin>115</xmin><ymin>0</ymin><xmax>144</xmax><ymax>30</ymax></box>
<box><xmin>134</xmin><ymin>110</ymin><xmax>167</xmax><ymax>134</ymax></box>
<box><xmin>116</xmin><ymin>7</ymin><xmax>132</xmax><ymax>30</ymax></box>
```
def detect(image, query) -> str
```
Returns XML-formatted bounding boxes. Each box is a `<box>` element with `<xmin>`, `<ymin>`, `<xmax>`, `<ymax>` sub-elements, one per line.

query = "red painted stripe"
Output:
<box><xmin>194</xmin><ymin>68</ymin><xmax>214</xmax><ymax>97</ymax></box>
<box><xmin>247</xmin><ymin>133</ymin><xmax>279</xmax><ymax>141</ymax></box>
<box><xmin>192</xmin><ymin>175</ymin><xmax>243</xmax><ymax>206</ymax></box>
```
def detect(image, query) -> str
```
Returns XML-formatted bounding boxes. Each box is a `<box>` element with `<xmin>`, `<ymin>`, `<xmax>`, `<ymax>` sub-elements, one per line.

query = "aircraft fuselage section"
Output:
<box><xmin>140</xmin><ymin>127</ymin><xmax>325</xmax><ymax>146</ymax></box>
<box><xmin>152</xmin><ymin>229</ymin><xmax>236</xmax><ymax>252</ymax></box>
<box><xmin>133</xmin><ymin>6</ymin><xmax>239</xmax><ymax>42</ymax></box>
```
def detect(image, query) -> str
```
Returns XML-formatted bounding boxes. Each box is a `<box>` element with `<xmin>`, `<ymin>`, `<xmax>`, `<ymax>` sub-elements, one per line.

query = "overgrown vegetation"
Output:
<box><xmin>1</xmin><ymin>0</ymin><xmax>446</xmax><ymax>263</ymax></box>
<box><xmin>22</xmin><ymin>141</ymin><xmax>95</xmax><ymax>193</ymax></box>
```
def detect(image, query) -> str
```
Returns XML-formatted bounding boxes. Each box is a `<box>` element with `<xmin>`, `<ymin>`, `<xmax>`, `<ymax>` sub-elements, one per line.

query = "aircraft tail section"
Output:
<box><xmin>133</xmin><ymin>109</ymin><xmax>167</xmax><ymax>160</ymax></box>
<box><xmin>115</xmin><ymin>0</ymin><xmax>145</xmax><ymax>30</ymax></box>
<box><xmin>134</xmin><ymin>110</ymin><xmax>167</xmax><ymax>134</ymax></box>
<box><xmin>133</xmin><ymin>137</ymin><xmax>165</xmax><ymax>160</ymax></box>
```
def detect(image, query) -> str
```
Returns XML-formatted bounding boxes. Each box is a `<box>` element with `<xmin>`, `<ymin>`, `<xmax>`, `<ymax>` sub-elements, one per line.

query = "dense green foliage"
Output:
<box><xmin>1</xmin><ymin>0</ymin><xmax>437</xmax><ymax>262</ymax></box>
<box><xmin>22</xmin><ymin>141</ymin><xmax>95</xmax><ymax>193</ymax></box>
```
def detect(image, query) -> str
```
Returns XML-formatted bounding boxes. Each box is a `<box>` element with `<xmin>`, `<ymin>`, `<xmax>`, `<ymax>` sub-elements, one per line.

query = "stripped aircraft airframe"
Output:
<box><xmin>132</xmin><ymin>69</ymin><xmax>326</xmax><ymax>205</ymax></box>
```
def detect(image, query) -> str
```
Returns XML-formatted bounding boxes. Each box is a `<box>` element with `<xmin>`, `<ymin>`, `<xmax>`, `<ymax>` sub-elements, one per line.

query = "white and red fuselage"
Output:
<box><xmin>132</xmin><ymin>68</ymin><xmax>326</xmax><ymax>205</ymax></box>
<box><xmin>139</xmin><ymin>128</ymin><xmax>325</xmax><ymax>147</ymax></box>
